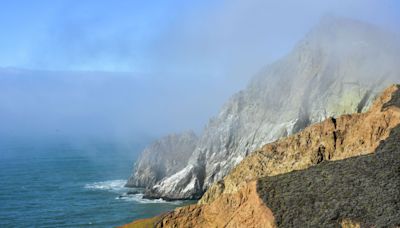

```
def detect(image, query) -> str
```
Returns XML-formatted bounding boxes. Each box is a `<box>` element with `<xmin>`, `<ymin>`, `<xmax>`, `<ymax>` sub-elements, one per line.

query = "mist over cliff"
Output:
<box><xmin>132</xmin><ymin>17</ymin><xmax>400</xmax><ymax>200</ymax></box>
<box><xmin>1</xmin><ymin>1</ymin><xmax>400</xmax><ymax>227</ymax></box>
<box><xmin>1</xmin><ymin>1</ymin><xmax>399</xmax><ymax>153</ymax></box>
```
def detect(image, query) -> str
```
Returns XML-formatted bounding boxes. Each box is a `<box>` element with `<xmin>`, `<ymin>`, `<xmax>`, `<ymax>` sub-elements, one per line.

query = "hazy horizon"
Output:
<box><xmin>1</xmin><ymin>0</ymin><xmax>399</xmax><ymax>148</ymax></box>
<box><xmin>1</xmin><ymin>2</ymin><xmax>400</xmax><ymax>227</ymax></box>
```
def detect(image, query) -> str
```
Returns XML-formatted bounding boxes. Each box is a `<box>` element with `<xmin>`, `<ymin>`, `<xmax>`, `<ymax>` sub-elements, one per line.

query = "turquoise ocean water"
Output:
<box><xmin>0</xmin><ymin>141</ymin><xmax>189</xmax><ymax>227</ymax></box>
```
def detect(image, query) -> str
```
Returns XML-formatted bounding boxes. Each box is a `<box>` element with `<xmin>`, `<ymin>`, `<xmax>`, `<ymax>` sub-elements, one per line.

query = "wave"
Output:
<box><xmin>85</xmin><ymin>179</ymin><xmax>182</xmax><ymax>204</ymax></box>
<box><xmin>116</xmin><ymin>193</ymin><xmax>182</xmax><ymax>205</ymax></box>
<box><xmin>84</xmin><ymin>179</ymin><xmax>127</xmax><ymax>192</ymax></box>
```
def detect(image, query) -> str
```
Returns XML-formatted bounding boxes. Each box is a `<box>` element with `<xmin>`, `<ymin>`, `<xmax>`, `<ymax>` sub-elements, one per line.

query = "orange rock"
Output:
<box><xmin>201</xmin><ymin>84</ymin><xmax>400</xmax><ymax>203</ymax></box>
<box><xmin>124</xmin><ymin>84</ymin><xmax>400</xmax><ymax>228</ymax></box>
<box><xmin>128</xmin><ymin>181</ymin><xmax>275</xmax><ymax>228</ymax></box>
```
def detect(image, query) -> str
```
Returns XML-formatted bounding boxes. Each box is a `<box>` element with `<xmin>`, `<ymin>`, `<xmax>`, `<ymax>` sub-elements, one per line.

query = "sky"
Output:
<box><xmin>1</xmin><ymin>0</ymin><xmax>400</xmax><ymax>73</ymax></box>
<box><xmin>0</xmin><ymin>0</ymin><xmax>399</xmax><ymax>146</ymax></box>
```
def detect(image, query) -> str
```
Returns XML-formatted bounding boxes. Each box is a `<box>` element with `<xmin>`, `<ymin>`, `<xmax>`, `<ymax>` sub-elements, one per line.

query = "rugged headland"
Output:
<box><xmin>122</xmin><ymin>17</ymin><xmax>400</xmax><ymax>228</ymax></box>
<box><xmin>126</xmin><ymin>132</ymin><xmax>197</xmax><ymax>188</ymax></box>
<box><xmin>123</xmin><ymin>84</ymin><xmax>400</xmax><ymax>227</ymax></box>
<box><xmin>126</xmin><ymin>17</ymin><xmax>400</xmax><ymax>201</ymax></box>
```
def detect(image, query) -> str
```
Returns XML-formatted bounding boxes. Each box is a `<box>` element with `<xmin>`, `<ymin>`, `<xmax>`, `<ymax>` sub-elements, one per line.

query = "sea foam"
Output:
<box><xmin>84</xmin><ymin>179</ymin><xmax>126</xmax><ymax>192</ymax></box>
<box><xmin>84</xmin><ymin>179</ymin><xmax>181</xmax><ymax>204</ymax></box>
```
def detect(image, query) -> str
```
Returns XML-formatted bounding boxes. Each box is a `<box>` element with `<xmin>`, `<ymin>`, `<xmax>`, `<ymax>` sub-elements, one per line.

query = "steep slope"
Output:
<box><xmin>146</xmin><ymin>17</ymin><xmax>400</xmax><ymax>199</ymax></box>
<box><xmin>122</xmin><ymin>181</ymin><xmax>275</xmax><ymax>228</ymax></box>
<box><xmin>257</xmin><ymin>125</ymin><xmax>400</xmax><ymax>227</ymax></box>
<box><xmin>201</xmin><ymin>84</ymin><xmax>400</xmax><ymax>203</ymax></box>
<box><xmin>126</xmin><ymin>132</ymin><xmax>197</xmax><ymax>188</ymax></box>
<box><xmin>124</xmin><ymin>84</ymin><xmax>400</xmax><ymax>228</ymax></box>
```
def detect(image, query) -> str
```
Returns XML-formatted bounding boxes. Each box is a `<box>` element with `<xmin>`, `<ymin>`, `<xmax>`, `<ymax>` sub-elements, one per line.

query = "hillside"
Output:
<box><xmin>143</xmin><ymin>17</ymin><xmax>400</xmax><ymax>200</ymax></box>
<box><xmin>257</xmin><ymin>125</ymin><xmax>400</xmax><ymax>227</ymax></box>
<box><xmin>123</xmin><ymin>84</ymin><xmax>400</xmax><ymax>227</ymax></box>
<box><xmin>200</xmin><ymin>84</ymin><xmax>400</xmax><ymax>203</ymax></box>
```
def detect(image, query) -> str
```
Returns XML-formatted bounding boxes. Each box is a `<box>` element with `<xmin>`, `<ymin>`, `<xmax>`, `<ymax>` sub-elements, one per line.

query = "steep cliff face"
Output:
<box><xmin>147</xmin><ymin>17</ymin><xmax>400</xmax><ymax>199</ymax></box>
<box><xmin>124</xmin><ymin>85</ymin><xmax>400</xmax><ymax>228</ymax></box>
<box><xmin>126</xmin><ymin>132</ymin><xmax>197</xmax><ymax>188</ymax></box>
<box><xmin>200</xmin><ymin>84</ymin><xmax>400</xmax><ymax>204</ymax></box>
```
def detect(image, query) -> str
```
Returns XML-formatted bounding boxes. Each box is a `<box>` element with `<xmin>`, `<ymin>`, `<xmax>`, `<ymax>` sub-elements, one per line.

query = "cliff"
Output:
<box><xmin>121</xmin><ymin>181</ymin><xmax>275</xmax><ymax>228</ymax></box>
<box><xmin>200</xmin><ymin>84</ymin><xmax>400</xmax><ymax>203</ymax></box>
<box><xmin>124</xmin><ymin>84</ymin><xmax>400</xmax><ymax>227</ymax></box>
<box><xmin>126</xmin><ymin>132</ymin><xmax>197</xmax><ymax>188</ymax></box>
<box><xmin>145</xmin><ymin>17</ymin><xmax>400</xmax><ymax>199</ymax></box>
<box><xmin>257</xmin><ymin>124</ymin><xmax>400</xmax><ymax>227</ymax></box>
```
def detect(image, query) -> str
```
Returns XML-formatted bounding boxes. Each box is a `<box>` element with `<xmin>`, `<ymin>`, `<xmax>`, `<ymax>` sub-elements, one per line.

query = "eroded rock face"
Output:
<box><xmin>257</xmin><ymin>124</ymin><xmax>400</xmax><ymax>227</ymax></box>
<box><xmin>124</xmin><ymin>85</ymin><xmax>400</xmax><ymax>228</ymax></box>
<box><xmin>125</xmin><ymin>132</ymin><xmax>197</xmax><ymax>188</ymax></box>
<box><xmin>123</xmin><ymin>181</ymin><xmax>275</xmax><ymax>228</ymax></box>
<box><xmin>148</xmin><ymin>17</ymin><xmax>400</xmax><ymax>199</ymax></box>
<box><xmin>200</xmin><ymin>84</ymin><xmax>400</xmax><ymax>204</ymax></box>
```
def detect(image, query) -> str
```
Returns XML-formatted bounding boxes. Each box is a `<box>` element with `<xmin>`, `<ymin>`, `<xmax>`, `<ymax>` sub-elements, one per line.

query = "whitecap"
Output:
<box><xmin>84</xmin><ymin>179</ymin><xmax>127</xmax><ymax>192</ymax></box>
<box><xmin>116</xmin><ymin>193</ymin><xmax>182</xmax><ymax>205</ymax></box>
<box><xmin>85</xmin><ymin>179</ymin><xmax>183</xmax><ymax>205</ymax></box>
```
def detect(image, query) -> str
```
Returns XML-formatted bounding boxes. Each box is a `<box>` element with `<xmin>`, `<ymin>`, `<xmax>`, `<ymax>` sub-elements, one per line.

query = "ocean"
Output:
<box><xmin>0</xmin><ymin>141</ymin><xmax>190</xmax><ymax>227</ymax></box>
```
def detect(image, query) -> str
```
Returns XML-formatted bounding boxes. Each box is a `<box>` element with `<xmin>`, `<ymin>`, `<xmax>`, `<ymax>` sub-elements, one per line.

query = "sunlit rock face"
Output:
<box><xmin>256</xmin><ymin>124</ymin><xmax>400</xmax><ymax>228</ymax></box>
<box><xmin>125</xmin><ymin>131</ymin><xmax>197</xmax><ymax>188</ymax></box>
<box><xmin>144</xmin><ymin>17</ymin><xmax>400</xmax><ymax>199</ymax></box>
<box><xmin>200</xmin><ymin>84</ymin><xmax>400</xmax><ymax>204</ymax></box>
<box><xmin>123</xmin><ymin>85</ymin><xmax>400</xmax><ymax>228</ymax></box>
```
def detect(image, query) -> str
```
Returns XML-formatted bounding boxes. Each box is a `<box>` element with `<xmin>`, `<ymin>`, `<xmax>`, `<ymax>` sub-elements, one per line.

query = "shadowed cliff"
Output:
<box><xmin>257</xmin><ymin>123</ymin><xmax>400</xmax><ymax>227</ymax></box>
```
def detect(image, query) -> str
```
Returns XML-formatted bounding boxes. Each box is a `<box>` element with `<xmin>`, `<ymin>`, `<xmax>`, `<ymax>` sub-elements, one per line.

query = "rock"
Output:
<box><xmin>122</xmin><ymin>181</ymin><xmax>275</xmax><ymax>228</ymax></box>
<box><xmin>125</xmin><ymin>131</ymin><xmax>197</xmax><ymax>188</ymax></box>
<box><xmin>256</xmin><ymin>123</ymin><xmax>400</xmax><ymax>227</ymax></box>
<box><xmin>200</xmin><ymin>84</ymin><xmax>400</xmax><ymax>204</ymax></box>
<box><xmin>145</xmin><ymin>164</ymin><xmax>205</xmax><ymax>200</ymax></box>
<box><xmin>123</xmin><ymin>84</ymin><xmax>400</xmax><ymax>227</ymax></box>
<box><xmin>126</xmin><ymin>190</ymin><xmax>142</xmax><ymax>195</ymax></box>
<box><xmin>146</xmin><ymin>17</ymin><xmax>400</xmax><ymax>199</ymax></box>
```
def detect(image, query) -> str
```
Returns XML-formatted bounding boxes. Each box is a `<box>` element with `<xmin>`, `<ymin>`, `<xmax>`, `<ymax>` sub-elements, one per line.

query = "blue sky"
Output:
<box><xmin>1</xmin><ymin>0</ymin><xmax>399</xmax><ymax>73</ymax></box>
<box><xmin>0</xmin><ymin>0</ymin><xmax>216</xmax><ymax>72</ymax></box>
<box><xmin>0</xmin><ymin>0</ymin><xmax>399</xmax><ymax>145</ymax></box>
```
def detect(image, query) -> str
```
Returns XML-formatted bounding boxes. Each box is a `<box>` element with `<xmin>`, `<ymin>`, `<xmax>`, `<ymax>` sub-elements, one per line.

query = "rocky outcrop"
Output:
<box><xmin>146</xmin><ymin>17</ymin><xmax>400</xmax><ymax>199</ymax></box>
<box><xmin>126</xmin><ymin>132</ymin><xmax>197</xmax><ymax>188</ymax></box>
<box><xmin>124</xmin><ymin>85</ymin><xmax>400</xmax><ymax>227</ymax></box>
<box><xmin>256</xmin><ymin>124</ymin><xmax>400</xmax><ymax>227</ymax></box>
<box><xmin>122</xmin><ymin>181</ymin><xmax>275</xmax><ymax>228</ymax></box>
<box><xmin>200</xmin><ymin>84</ymin><xmax>400</xmax><ymax>204</ymax></box>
